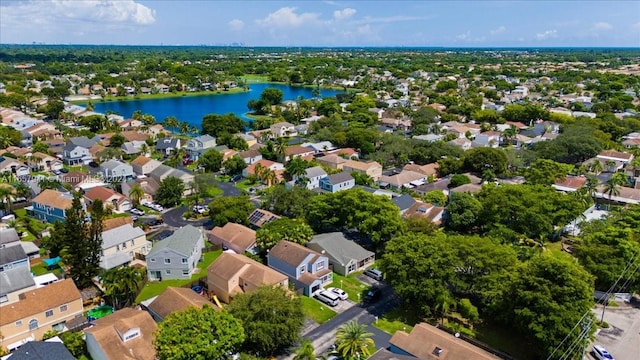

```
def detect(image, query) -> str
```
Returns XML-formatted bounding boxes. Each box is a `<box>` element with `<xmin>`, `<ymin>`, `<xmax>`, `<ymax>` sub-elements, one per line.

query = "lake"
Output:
<box><xmin>90</xmin><ymin>83</ymin><xmax>343</xmax><ymax>129</ymax></box>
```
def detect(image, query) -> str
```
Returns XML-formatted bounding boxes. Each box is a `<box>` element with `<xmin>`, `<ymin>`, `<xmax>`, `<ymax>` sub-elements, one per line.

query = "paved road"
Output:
<box><xmin>588</xmin><ymin>304</ymin><xmax>640</xmax><ymax>360</ymax></box>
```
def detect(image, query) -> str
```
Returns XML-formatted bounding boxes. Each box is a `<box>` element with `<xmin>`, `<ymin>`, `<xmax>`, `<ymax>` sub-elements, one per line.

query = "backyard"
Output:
<box><xmin>299</xmin><ymin>295</ymin><xmax>337</xmax><ymax>324</ymax></box>
<box><xmin>372</xmin><ymin>306</ymin><xmax>419</xmax><ymax>335</ymax></box>
<box><xmin>135</xmin><ymin>249</ymin><xmax>222</xmax><ymax>303</ymax></box>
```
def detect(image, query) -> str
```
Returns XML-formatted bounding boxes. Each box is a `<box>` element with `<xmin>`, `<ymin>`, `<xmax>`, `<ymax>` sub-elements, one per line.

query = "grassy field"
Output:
<box><xmin>235</xmin><ymin>179</ymin><xmax>256</xmax><ymax>191</ymax></box>
<box><xmin>299</xmin><ymin>296</ymin><xmax>337</xmax><ymax>324</ymax></box>
<box><xmin>327</xmin><ymin>273</ymin><xmax>370</xmax><ymax>303</ymax></box>
<box><xmin>135</xmin><ymin>250</ymin><xmax>222</xmax><ymax>303</ymax></box>
<box><xmin>372</xmin><ymin>306</ymin><xmax>419</xmax><ymax>335</ymax></box>
<box><xmin>474</xmin><ymin>321</ymin><xmax>536</xmax><ymax>360</ymax></box>
<box><xmin>240</xmin><ymin>74</ymin><xmax>270</xmax><ymax>83</ymax></box>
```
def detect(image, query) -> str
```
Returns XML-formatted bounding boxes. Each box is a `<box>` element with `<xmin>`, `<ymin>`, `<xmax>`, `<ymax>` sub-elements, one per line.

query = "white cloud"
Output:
<box><xmin>456</xmin><ymin>31</ymin><xmax>471</xmax><ymax>40</ymax></box>
<box><xmin>229</xmin><ymin>19</ymin><xmax>245</xmax><ymax>31</ymax></box>
<box><xmin>593</xmin><ymin>22</ymin><xmax>613</xmax><ymax>31</ymax></box>
<box><xmin>535</xmin><ymin>29</ymin><xmax>558</xmax><ymax>41</ymax></box>
<box><xmin>0</xmin><ymin>0</ymin><xmax>156</xmax><ymax>26</ymax></box>
<box><xmin>357</xmin><ymin>24</ymin><xmax>373</xmax><ymax>35</ymax></box>
<box><xmin>256</xmin><ymin>7</ymin><xmax>321</xmax><ymax>28</ymax></box>
<box><xmin>334</xmin><ymin>8</ymin><xmax>356</xmax><ymax>20</ymax></box>
<box><xmin>354</xmin><ymin>15</ymin><xmax>430</xmax><ymax>25</ymax></box>
<box><xmin>490</xmin><ymin>26</ymin><xmax>506</xmax><ymax>35</ymax></box>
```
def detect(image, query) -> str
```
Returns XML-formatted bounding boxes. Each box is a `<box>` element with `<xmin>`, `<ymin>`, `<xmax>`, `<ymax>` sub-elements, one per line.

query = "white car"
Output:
<box><xmin>326</xmin><ymin>287</ymin><xmax>348</xmax><ymax>300</ymax></box>
<box><xmin>129</xmin><ymin>208</ymin><xmax>145</xmax><ymax>216</ymax></box>
<box><xmin>192</xmin><ymin>205</ymin><xmax>207</xmax><ymax>214</ymax></box>
<box><xmin>592</xmin><ymin>345</ymin><xmax>614</xmax><ymax>360</ymax></box>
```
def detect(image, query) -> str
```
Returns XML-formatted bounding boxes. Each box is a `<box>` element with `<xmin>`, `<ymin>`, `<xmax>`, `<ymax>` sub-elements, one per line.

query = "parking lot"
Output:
<box><xmin>588</xmin><ymin>305</ymin><xmax>640</xmax><ymax>360</ymax></box>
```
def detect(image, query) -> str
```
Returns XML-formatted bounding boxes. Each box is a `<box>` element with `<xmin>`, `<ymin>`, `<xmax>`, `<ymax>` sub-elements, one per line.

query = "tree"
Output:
<box><xmin>59</xmin><ymin>331</ymin><xmax>87</xmax><ymax>358</ymax></box>
<box><xmin>101</xmin><ymin>266</ymin><xmax>144</xmax><ymax>309</ymax></box>
<box><xmin>462</xmin><ymin>147</ymin><xmax>508</xmax><ymax>176</ymax></box>
<box><xmin>154</xmin><ymin>306</ymin><xmax>245</xmax><ymax>360</ymax></box>
<box><xmin>260</xmin><ymin>185</ymin><xmax>316</xmax><ymax>218</ymax></box>
<box><xmin>58</xmin><ymin>193</ymin><xmax>104</xmax><ymax>288</ymax></box>
<box><xmin>32</xmin><ymin>141</ymin><xmax>50</xmax><ymax>154</ymax></box>
<box><xmin>162</xmin><ymin>116</ymin><xmax>180</xmax><ymax>132</ymax></box>
<box><xmin>293</xmin><ymin>339</ymin><xmax>317</xmax><ymax>360</ymax></box>
<box><xmin>109</xmin><ymin>133</ymin><xmax>125</xmax><ymax>148</ymax></box>
<box><xmin>260</xmin><ymin>88</ymin><xmax>284</xmax><ymax>106</ymax></box>
<box><xmin>350</xmin><ymin>171</ymin><xmax>374</xmax><ymax>187</ymax></box>
<box><xmin>422</xmin><ymin>190</ymin><xmax>447</xmax><ymax>206</ymax></box>
<box><xmin>0</xmin><ymin>126</ymin><xmax>22</xmax><ymax>148</ymax></box>
<box><xmin>208</xmin><ymin>196</ymin><xmax>254</xmax><ymax>226</ymax></box>
<box><xmin>202</xmin><ymin>113</ymin><xmax>246</xmax><ymax>138</ymax></box>
<box><xmin>223</xmin><ymin>156</ymin><xmax>247</xmax><ymax>176</ymax></box>
<box><xmin>334</xmin><ymin>321</ymin><xmax>375</xmax><ymax>360</ymax></box>
<box><xmin>444</xmin><ymin>192</ymin><xmax>482</xmax><ymax>233</ymax></box>
<box><xmin>256</xmin><ymin>218</ymin><xmax>314</xmax><ymax>252</ymax></box>
<box><xmin>199</xmin><ymin>149</ymin><xmax>224</xmax><ymax>172</ymax></box>
<box><xmin>603</xmin><ymin>177</ymin><xmax>621</xmax><ymax>200</ymax></box>
<box><xmin>448</xmin><ymin>174</ymin><xmax>471</xmax><ymax>188</ymax></box>
<box><xmin>285</xmin><ymin>157</ymin><xmax>310</xmax><ymax>181</ymax></box>
<box><xmin>524</xmin><ymin>159</ymin><xmax>574</xmax><ymax>186</ymax></box>
<box><xmin>0</xmin><ymin>185</ymin><xmax>14</xmax><ymax>213</ymax></box>
<box><xmin>128</xmin><ymin>183</ymin><xmax>145</xmax><ymax>207</ymax></box>
<box><xmin>228</xmin><ymin>286</ymin><xmax>304</xmax><ymax>356</ymax></box>
<box><xmin>155</xmin><ymin>177</ymin><xmax>185</xmax><ymax>207</ymax></box>
<box><xmin>487</xmin><ymin>255</ymin><xmax>595</xmax><ymax>359</ymax></box>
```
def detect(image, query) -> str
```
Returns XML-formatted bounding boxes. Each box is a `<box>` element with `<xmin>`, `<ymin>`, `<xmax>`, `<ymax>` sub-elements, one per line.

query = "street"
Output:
<box><xmin>588</xmin><ymin>304</ymin><xmax>640</xmax><ymax>360</ymax></box>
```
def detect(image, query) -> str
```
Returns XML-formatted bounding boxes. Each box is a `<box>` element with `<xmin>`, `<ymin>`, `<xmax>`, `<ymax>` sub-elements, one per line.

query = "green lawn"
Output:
<box><xmin>474</xmin><ymin>321</ymin><xmax>536</xmax><ymax>360</ymax></box>
<box><xmin>31</xmin><ymin>262</ymin><xmax>64</xmax><ymax>276</ymax></box>
<box><xmin>299</xmin><ymin>296</ymin><xmax>337</xmax><ymax>324</ymax></box>
<box><xmin>546</xmin><ymin>241</ymin><xmax>573</xmax><ymax>260</ymax></box>
<box><xmin>135</xmin><ymin>250</ymin><xmax>222</xmax><ymax>303</ymax></box>
<box><xmin>240</xmin><ymin>74</ymin><xmax>270</xmax><ymax>83</ymax></box>
<box><xmin>63</xmin><ymin>165</ymin><xmax>88</xmax><ymax>173</ymax></box>
<box><xmin>327</xmin><ymin>273</ymin><xmax>370</xmax><ymax>303</ymax></box>
<box><xmin>235</xmin><ymin>180</ymin><xmax>256</xmax><ymax>191</ymax></box>
<box><xmin>372</xmin><ymin>306</ymin><xmax>419</xmax><ymax>335</ymax></box>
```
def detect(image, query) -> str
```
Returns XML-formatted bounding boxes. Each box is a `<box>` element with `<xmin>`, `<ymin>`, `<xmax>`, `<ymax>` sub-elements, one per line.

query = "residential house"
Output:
<box><xmin>301</xmin><ymin>141</ymin><xmax>337</xmax><ymax>154</ymax></box>
<box><xmin>84</xmin><ymin>308</ymin><xmax>157</xmax><ymax>360</ymax></box>
<box><xmin>403</xmin><ymin>163</ymin><xmax>439</xmax><ymax>178</ymax></box>
<box><xmin>0</xmin><ymin>279</ymin><xmax>84</xmax><ymax>351</ymax></box>
<box><xmin>242</xmin><ymin>159</ymin><xmax>285</xmax><ymax>178</ymax></box>
<box><xmin>404</xmin><ymin>202</ymin><xmax>445</xmax><ymax>224</ymax></box>
<box><xmin>413</xmin><ymin>134</ymin><xmax>444</xmax><ymax>143</ymax></box>
<box><xmin>120</xmin><ymin>131</ymin><xmax>149</xmax><ymax>143</ymax></box>
<box><xmin>30</xmin><ymin>190</ymin><xmax>80</xmax><ymax>223</ymax></box>
<box><xmin>307</xmin><ymin>232</ymin><xmax>375</xmax><ymax>276</ymax></box>
<box><xmin>0</xmin><ymin>156</ymin><xmax>30</xmax><ymax>177</ymax></box>
<box><xmin>597</xmin><ymin>150</ymin><xmax>634</xmax><ymax>165</ymax></box>
<box><xmin>268</xmin><ymin>240</ymin><xmax>332</xmax><ymax>296</ymax></box>
<box><xmin>379</xmin><ymin>171</ymin><xmax>428</xmax><ymax>191</ymax></box>
<box><xmin>239</xmin><ymin>149</ymin><xmax>262</xmax><ymax>165</ymax></box>
<box><xmin>61</xmin><ymin>171</ymin><xmax>106</xmax><ymax>191</ymax></box>
<box><xmin>319</xmin><ymin>172</ymin><xmax>355</xmax><ymax>193</ymax></box>
<box><xmin>447</xmin><ymin>138</ymin><xmax>472</xmax><ymax>150</ymax></box>
<box><xmin>99</xmin><ymin>223</ymin><xmax>149</xmax><ymax>270</ymax></box>
<box><xmin>131</xmin><ymin>156</ymin><xmax>162</xmax><ymax>176</ymax></box>
<box><xmin>29</xmin><ymin>152</ymin><xmax>62</xmax><ymax>172</ymax></box>
<box><xmin>413</xmin><ymin>174</ymin><xmax>482</xmax><ymax>196</ymax></box>
<box><xmin>147</xmin><ymin>225</ymin><xmax>204</xmax><ymax>281</ymax></box>
<box><xmin>343</xmin><ymin>160</ymin><xmax>383</xmax><ymax>182</ymax></box>
<box><xmin>293</xmin><ymin>166</ymin><xmax>327</xmax><ymax>190</ymax></box>
<box><xmin>552</xmin><ymin>176</ymin><xmax>588</xmax><ymax>193</ymax></box>
<box><xmin>392</xmin><ymin>194</ymin><xmax>418</xmax><ymax>215</ymax></box>
<box><xmin>185</xmin><ymin>135</ymin><xmax>217</xmax><ymax>160</ymax></box>
<box><xmin>284</xmin><ymin>146</ymin><xmax>315</xmax><ymax>162</ymax></box>
<box><xmin>84</xmin><ymin>186</ymin><xmax>131</xmax><ymax>214</ymax></box>
<box><xmin>473</xmin><ymin>131</ymin><xmax>502</xmax><ymax>148</ymax></box>
<box><xmin>3</xmin><ymin>339</ymin><xmax>75</xmax><ymax>360</ymax></box>
<box><xmin>316</xmin><ymin>154</ymin><xmax>347</xmax><ymax>169</ymax></box>
<box><xmin>143</xmin><ymin>287</ymin><xmax>216</xmax><ymax>323</ymax></box>
<box><xmin>247</xmin><ymin>208</ymin><xmax>281</xmax><ymax>228</ymax></box>
<box><xmin>389</xmin><ymin>322</ymin><xmax>500</xmax><ymax>360</ymax></box>
<box><xmin>270</xmin><ymin>122</ymin><xmax>297</xmax><ymax>138</ymax></box>
<box><xmin>236</xmin><ymin>133</ymin><xmax>257</xmax><ymax>147</ymax></box>
<box><xmin>121</xmin><ymin>140</ymin><xmax>146</xmax><ymax>155</ymax></box>
<box><xmin>148</xmin><ymin>165</ymin><xmax>194</xmax><ymax>195</ymax></box>
<box><xmin>100</xmin><ymin>159</ymin><xmax>134</xmax><ymax>181</ymax></box>
<box><xmin>595</xmin><ymin>185</ymin><xmax>640</xmax><ymax>205</ymax></box>
<box><xmin>209</xmin><ymin>222</ymin><xmax>258</xmax><ymax>255</ymax></box>
<box><xmin>0</xmin><ymin>267</ymin><xmax>36</xmax><ymax>306</ymax></box>
<box><xmin>61</xmin><ymin>143</ymin><xmax>92</xmax><ymax>165</ymax></box>
<box><xmin>121</xmin><ymin>177</ymin><xmax>160</xmax><ymax>205</ymax></box>
<box><xmin>155</xmin><ymin>138</ymin><xmax>181</xmax><ymax>156</ymax></box>
<box><xmin>0</xmin><ymin>245</ymin><xmax>29</xmax><ymax>272</ymax></box>
<box><xmin>0</xmin><ymin>227</ymin><xmax>21</xmax><ymax>249</ymax></box>
<box><xmin>206</xmin><ymin>252</ymin><xmax>288</xmax><ymax>303</ymax></box>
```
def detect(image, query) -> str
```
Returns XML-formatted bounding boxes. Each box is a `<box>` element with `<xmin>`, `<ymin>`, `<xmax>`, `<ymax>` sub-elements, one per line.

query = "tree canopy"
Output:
<box><xmin>155</xmin><ymin>176</ymin><xmax>185</xmax><ymax>207</ymax></box>
<box><xmin>256</xmin><ymin>218</ymin><xmax>314</xmax><ymax>252</ymax></box>
<box><xmin>208</xmin><ymin>196</ymin><xmax>254</xmax><ymax>226</ymax></box>
<box><xmin>202</xmin><ymin>113</ymin><xmax>246</xmax><ymax>138</ymax></box>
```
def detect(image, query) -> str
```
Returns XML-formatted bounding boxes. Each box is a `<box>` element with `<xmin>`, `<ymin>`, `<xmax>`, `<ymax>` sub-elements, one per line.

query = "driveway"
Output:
<box><xmin>589</xmin><ymin>305</ymin><xmax>640</xmax><ymax>360</ymax></box>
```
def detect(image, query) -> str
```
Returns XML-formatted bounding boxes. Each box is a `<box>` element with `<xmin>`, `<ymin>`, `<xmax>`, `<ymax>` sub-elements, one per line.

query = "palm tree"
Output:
<box><xmin>190</xmin><ymin>125</ymin><xmax>199</xmax><ymax>135</ymax></box>
<box><xmin>285</xmin><ymin>157</ymin><xmax>308</xmax><ymax>181</ymax></box>
<box><xmin>589</xmin><ymin>159</ymin><xmax>603</xmax><ymax>175</ymax></box>
<box><xmin>128</xmin><ymin>184</ymin><xmax>145</xmax><ymax>207</ymax></box>
<box><xmin>179</xmin><ymin>121</ymin><xmax>189</xmax><ymax>136</ymax></box>
<box><xmin>162</xmin><ymin>116</ymin><xmax>179</xmax><ymax>133</ymax></box>
<box><xmin>274</xmin><ymin>137</ymin><xmax>289</xmax><ymax>162</ymax></box>
<box><xmin>253</xmin><ymin>163</ymin><xmax>266</xmax><ymax>182</ymax></box>
<box><xmin>263</xmin><ymin>168</ymin><xmax>277</xmax><ymax>187</ymax></box>
<box><xmin>434</xmin><ymin>292</ymin><xmax>456</xmax><ymax>325</ymax></box>
<box><xmin>293</xmin><ymin>339</ymin><xmax>317</xmax><ymax>360</ymax></box>
<box><xmin>334</xmin><ymin>321</ymin><xmax>375</xmax><ymax>360</ymax></box>
<box><xmin>502</xmin><ymin>126</ymin><xmax>517</xmax><ymax>145</ymax></box>
<box><xmin>604</xmin><ymin>177</ymin><xmax>621</xmax><ymax>201</ymax></box>
<box><xmin>13</xmin><ymin>181</ymin><xmax>31</xmax><ymax>201</ymax></box>
<box><xmin>0</xmin><ymin>185</ymin><xmax>15</xmax><ymax>213</ymax></box>
<box><xmin>101</xmin><ymin>266</ymin><xmax>144</xmax><ymax>310</ymax></box>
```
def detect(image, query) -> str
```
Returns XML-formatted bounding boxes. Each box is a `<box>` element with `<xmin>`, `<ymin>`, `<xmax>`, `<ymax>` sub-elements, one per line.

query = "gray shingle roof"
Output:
<box><xmin>156</xmin><ymin>138</ymin><xmax>180</xmax><ymax>150</ymax></box>
<box><xmin>326</xmin><ymin>171</ymin><xmax>353</xmax><ymax>184</ymax></box>
<box><xmin>305</xmin><ymin>166</ymin><xmax>327</xmax><ymax>179</ymax></box>
<box><xmin>7</xmin><ymin>341</ymin><xmax>76</xmax><ymax>360</ymax></box>
<box><xmin>392</xmin><ymin>194</ymin><xmax>417</xmax><ymax>211</ymax></box>
<box><xmin>68</xmin><ymin>135</ymin><xmax>100</xmax><ymax>148</ymax></box>
<box><xmin>0</xmin><ymin>266</ymin><xmax>35</xmax><ymax>295</ymax></box>
<box><xmin>101</xmin><ymin>223</ymin><xmax>146</xmax><ymax>250</ymax></box>
<box><xmin>309</xmin><ymin>232</ymin><xmax>374</xmax><ymax>265</ymax></box>
<box><xmin>149</xmin><ymin>164</ymin><xmax>174</xmax><ymax>178</ymax></box>
<box><xmin>0</xmin><ymin>228</ymin><xmax>20</xmax><ymax>245</ymax></box>
<box><xmin>0</xmin><ymin>245</ymin><xmax>27</xmax><ymax>265</ymax></box>
<box><xmin>100</xmin><ymin>159</ymin><xmax>127</xmax><ymax>171</ymax></box>
<box><xmin>148</xmin><ymin>225</ymin><xmax>202</xmax><ymax>257</ymax></box>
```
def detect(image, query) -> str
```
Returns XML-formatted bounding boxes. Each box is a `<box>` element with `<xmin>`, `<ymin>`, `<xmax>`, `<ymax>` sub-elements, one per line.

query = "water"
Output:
<box><xmin>90</xmin><ymin>83</ymin><xmax>343</xmax><ymax>129</ymax></box>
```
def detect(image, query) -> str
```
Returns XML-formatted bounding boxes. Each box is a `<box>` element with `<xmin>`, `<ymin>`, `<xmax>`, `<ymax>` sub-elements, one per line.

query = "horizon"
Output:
<box><xmin>1</xmin><ymin>1</ymin><xmax>638</xmax><ymax>47</ymax></box>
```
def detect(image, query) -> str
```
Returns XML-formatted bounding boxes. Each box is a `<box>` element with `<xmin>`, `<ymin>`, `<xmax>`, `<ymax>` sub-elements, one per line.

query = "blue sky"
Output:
<box><xmin>1</xmin><ymin>0</ymin><xmax>639</xmax><ymax>47</ymax></box>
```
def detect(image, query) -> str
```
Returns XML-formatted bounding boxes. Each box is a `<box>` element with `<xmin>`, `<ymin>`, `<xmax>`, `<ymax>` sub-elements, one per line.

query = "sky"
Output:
<box><xmin>1</xmin><ymin>0</ymin><xmax>639</xmax><ymax>47</ymax></box>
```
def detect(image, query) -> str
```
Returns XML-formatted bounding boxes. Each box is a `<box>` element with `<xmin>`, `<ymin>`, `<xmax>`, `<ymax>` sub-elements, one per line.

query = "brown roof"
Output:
<box><xmin>208</xmin><ymin>252</ymin><xmax>288</xmax><ymax>290</ymax></box>
<box><xmin>269</xmin><ymin>240</ymin><xmax>320</xmax><ymax>267</ymax></box>
<box><xmin>403</xmin><ymin>163</ymin><xmax>439</xmax><ymax>176</ymax></box>
<box><xmin>554</xmin><ymin>176</ymin><xmax>588</xmax><ymax>190</ymax></box>
<box><xmin>210</xmin><ymin>223</ymin><xmax>256</xmax><ymax>252</ymax></box>
<box><xmin>239</xmin><ymin>149</ymin><xmax>261</xmax><ymax>159</ymax></box>
<box><xmin>121</xmin><ymin>131</ymin><xmax>149</xmax><ymax>142</ymax></box>
<box><xmin>131</xmin><ymin>155</ymin><xmax>153</xmax><ymax>167</ymax></box>
<box><xmin>103</xmin><ymin>216</ymin><xmax>134</xmax><ymax>231</ymax></box>
<box><xmin>84</xmin><ymin>186</ymin><xmax>126</xmax><ymax>203</ymax></box>
<box><xmin>0</xmin><ymin>279</ymin><xmax>82</xmax><ymax>325</ymax></box>
<box><xmin>285</xmin><ymin>146</ymin><xmax>314</xmax><ymax>156</ymax></box>
<box><xmin>389</xmin><ymin>323</ymin><xmax>500</xmax><ymax>360</ymax></box>
<box><xmin>147</xmin><ymin>287</ymin><xmax>217</xmax><ymax>320</ymax></box>
<box><xmin>247</xmin><ymin>208</ymin><xmax>281</xmax><ymax>228</ymax></box>
<box><xmin>32</xmin><ymin>189</ymin><xmax>73</xmax><ymax>209</ymax></box>
<box><xmin>450</xmin><ymin>183</ymin><xmax>483</xmax><ymax>193</ymax></box>
<box><xmin>598</xmin><ymin>150</ymin><xmax>633</xmax><ymax>161</ymax></box>
<box><xmin>317</xmin><ymin>154</ymin><xmax>347</xmax><ymax>165</ymax></box>
<box><xmin>84</xmin><ymin>308</ymin><xmax>157</xmax><ymax>360</ymax></box>
<box><xmin>380</xmin><ymin>170</ymin><xmax>426</xmax><ymax>187</ymax></box>
<box><xmin>343</xmin><ymin>159</ymin><xmax>381</xmax><ymax>171</ymax></box>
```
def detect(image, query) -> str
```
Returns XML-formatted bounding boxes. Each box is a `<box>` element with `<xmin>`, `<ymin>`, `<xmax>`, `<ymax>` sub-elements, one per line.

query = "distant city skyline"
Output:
<box><xmin>1</xmin><ymin>0</ymin><xmax>639</xmax><ymax>47</ymax></box>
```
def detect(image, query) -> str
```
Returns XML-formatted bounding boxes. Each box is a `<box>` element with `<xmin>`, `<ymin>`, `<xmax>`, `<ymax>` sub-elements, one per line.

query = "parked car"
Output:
<box><xmin>315</xmin><ymin>290</ymin><xmax>340</xmax><ymax>307</ymax></box>
<box><xmin>364</xmin><ymin>268</ymin><xmax>384</xmax><ymax>281</ymax></box>
<box><xmin>183</xmin><ymin>159</ymin><xmax>194</xmax><ymax>165</ymax></box>
<box><xmin>230</xmin><ymin>174</ymin><xmax>242</xmax><ymax>182</ymax></box>
<box><xmin>52</xmin><ymin>170</ymin><xmax>61</xmax><ymax>175</ymax></box>
<box><xmin>130</xmin><ymin>215</ymin><xmax>138</xmax><ymax>221</ymax></box>
<box><xmin>192</xmin><ymin>205</ymin><xmax>207</xmax><ymax>214</ymax></box>
<box><xmin>327</xmin><ymin>287</ymin><xmax>348</xmax><ymax>300</ymax></box>
<box><xmin>363</xmin><ymin>287</ymin><xmax>381</xmax><ymax>303</ymax></box>
<box><xmin>592</xmin><ymin>345</ymin><xmax>614</xmax><ymax>360</ymax></box>
<box><xmin>60</xmin><ymin>168</ymin><xmax>69</xmax><ymax>173</ymax></box>
<box><xmin>89</xmin><ymin>161</ymin><xmax>99</xmax><ymax>168</ymax></box>
<box><xmin>129</xmin><ymin>208</ymin><xmax>145</xmax><ymax>216</ymax></box>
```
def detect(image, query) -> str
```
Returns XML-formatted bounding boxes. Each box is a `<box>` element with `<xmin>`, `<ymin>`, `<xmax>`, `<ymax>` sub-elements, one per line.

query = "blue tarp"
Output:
<box><xmin>43</xmin><ymin>256</ymin><xmax>61</xmax><ymax>267</ymax></box>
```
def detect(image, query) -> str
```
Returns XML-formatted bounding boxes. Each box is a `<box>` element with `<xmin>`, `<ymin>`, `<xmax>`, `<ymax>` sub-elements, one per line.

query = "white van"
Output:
<box><xmin>364</xmin><ymin>268</ymin><xmax>384</xmax><ymax>281</ymax></box>
<box><xmin>315</xmin><ymin>290</ymin><xmax>340</xmax><ymax>307</ymax></box>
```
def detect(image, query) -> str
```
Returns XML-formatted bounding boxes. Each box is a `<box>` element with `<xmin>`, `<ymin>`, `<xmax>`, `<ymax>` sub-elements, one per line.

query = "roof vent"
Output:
<box><xmin>432</xmin><ymin>347</ymin><xmax>443</xmax><ymax>357</ymax></box>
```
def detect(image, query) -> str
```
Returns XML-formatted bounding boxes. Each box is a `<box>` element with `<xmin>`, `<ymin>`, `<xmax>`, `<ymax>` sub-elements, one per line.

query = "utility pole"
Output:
<box><xmin>580</xmin><ymin>317</ymin><xmax>593</xmax><ymax>360</ymax></box>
